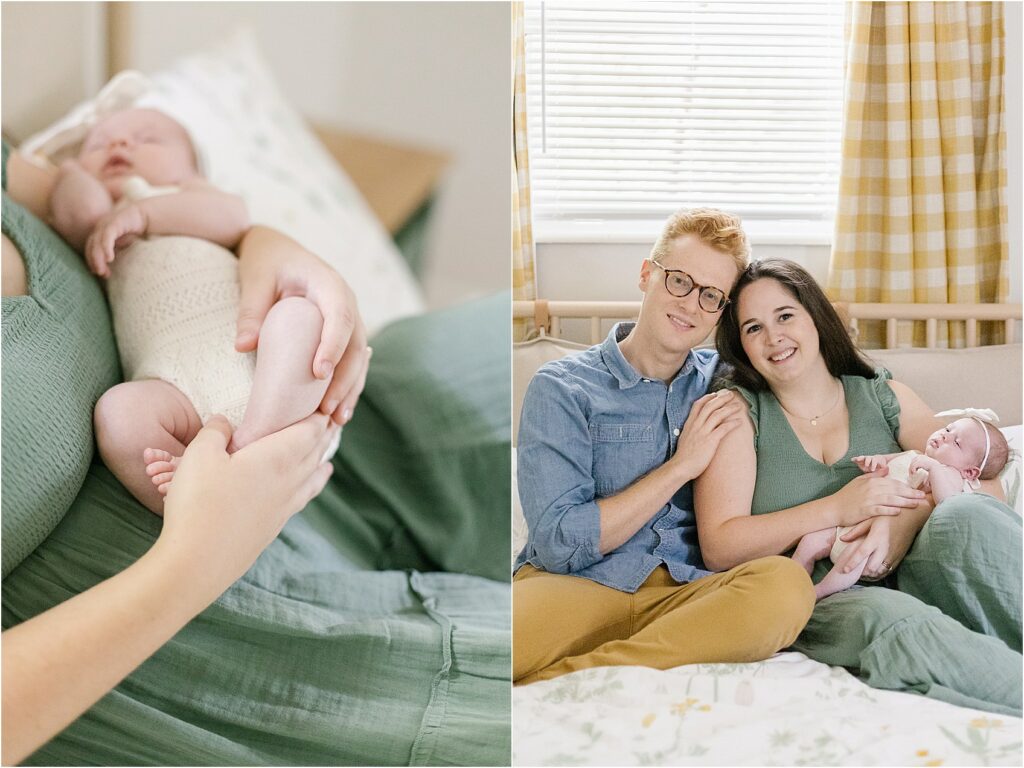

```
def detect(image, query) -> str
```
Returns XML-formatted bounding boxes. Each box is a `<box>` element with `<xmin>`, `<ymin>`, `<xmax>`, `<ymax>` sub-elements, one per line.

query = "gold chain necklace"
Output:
<box><xmin>777</xmin><ymin>381</ymin><xmax>843</xmax><ymax>427</ymax></box>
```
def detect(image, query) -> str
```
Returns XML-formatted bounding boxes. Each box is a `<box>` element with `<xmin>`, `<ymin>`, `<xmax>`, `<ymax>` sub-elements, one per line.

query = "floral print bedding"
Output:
<box><xmin>513</xmin><ymin>652</ymin><xmax>1022</xmax><ymax>766</ymax></box>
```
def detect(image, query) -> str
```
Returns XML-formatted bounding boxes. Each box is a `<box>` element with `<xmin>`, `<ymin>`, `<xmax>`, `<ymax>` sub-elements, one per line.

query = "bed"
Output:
<box><xmin>1</xmin><ymin>27</ymin><xmax>510</xmax><ymax>768</ymax></box>
<box><xmin>511</xmin><ymin>299</ymin><xmax>1023</xmax><ymax>767</ymax></box>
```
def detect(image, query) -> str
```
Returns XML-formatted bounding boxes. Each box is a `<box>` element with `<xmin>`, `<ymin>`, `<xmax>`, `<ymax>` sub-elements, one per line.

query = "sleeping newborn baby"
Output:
<box><xmin>793</xmin><ymin>409</ymin><xmax>1009</xmax><ymax>601</ymax></box>
<box><xmin>48</xmin><ymin>107</ymin><xmax>338</xmax><ymax>515</ymax></box>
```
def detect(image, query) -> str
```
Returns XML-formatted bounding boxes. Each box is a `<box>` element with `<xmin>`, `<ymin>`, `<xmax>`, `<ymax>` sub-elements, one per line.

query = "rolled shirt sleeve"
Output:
<box><xmin>517</xmin><ymin>368</ymin><xmax>604</xmax><ymax>573</ymax></box>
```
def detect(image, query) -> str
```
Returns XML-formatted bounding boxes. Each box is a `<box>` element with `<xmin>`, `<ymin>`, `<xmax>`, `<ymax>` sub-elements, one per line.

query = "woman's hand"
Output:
<box><xmin>830</xmin><ymin>472</ymin><xmax>926</xmax><ymax>527</ymax></box>
<box><xmin>671</xmin><ymin>390</ymin><xmax>747</xmax><ymax>480</ymax></box>
<box><xmin>833</xmin><ymin>516</ymin><xmax>894</xmax><ymax>578</ymax></box>
<box><xmin>834</xmin><ymin>487</ymin><xmax>932</xmax><ymax>578</ymax></box>
<box><xmin>1</xmin><ymin>412</ymin><xmax>336</xmax><ymax>766</ymax></box>
<box><xmin>235</xmin><ymin>226</ymin><xmax>371</xmax><ymax>425</ymax></box>
<box><xmin>153</xmin><ymin>412</ymin><xmax>337</xmax><ymax>597</ymax></box>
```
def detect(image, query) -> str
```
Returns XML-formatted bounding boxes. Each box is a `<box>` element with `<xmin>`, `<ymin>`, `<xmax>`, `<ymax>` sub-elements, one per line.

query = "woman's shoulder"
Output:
<box><xmin>842</xmin><ymin>366</ymin><xmax>903</xmax><ymax>434</ymax></box>
<box><xmin>841</xmin><ymin>366</ymin><xmax>893</xmax><ymax>397</ymax></box>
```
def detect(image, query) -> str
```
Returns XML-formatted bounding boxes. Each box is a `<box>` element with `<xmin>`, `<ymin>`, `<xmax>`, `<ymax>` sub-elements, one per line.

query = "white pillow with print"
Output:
<box><xmin>999</xmin><ymin>425</ymin><xmax>1022</xmax><ymax>516</ymax></box>
<box><xmin>21</xmin><ymin>29</ymin><xmax>423</xmax><ymax>336</ymax></box>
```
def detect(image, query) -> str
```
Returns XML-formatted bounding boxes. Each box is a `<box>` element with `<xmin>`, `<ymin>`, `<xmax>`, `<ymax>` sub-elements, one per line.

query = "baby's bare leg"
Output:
<box><xmin>229</xmin><ymin>296</ymin><xmax>329</xmax><ymax>452</ymax></box>
<box><xmin>792</xmin><ymin>527</ymin><xmax>837</xmax><ymax>576</ymax></box>
<box><xmin>94</xmin><ymin>380</ymin><xmax>202</xmax><ymax>515</ymax></box>
<box><xmin>815</xmin><ymin>558</ymin><xmax>867</xmax><ymax>601</ymax></box>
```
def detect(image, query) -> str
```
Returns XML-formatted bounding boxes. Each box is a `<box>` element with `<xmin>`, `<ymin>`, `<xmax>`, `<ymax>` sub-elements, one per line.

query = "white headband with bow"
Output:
<box><xmin>934</xmin><ymin>407</ymin><xmax>1001</xmax><ymax>475</ymax></box>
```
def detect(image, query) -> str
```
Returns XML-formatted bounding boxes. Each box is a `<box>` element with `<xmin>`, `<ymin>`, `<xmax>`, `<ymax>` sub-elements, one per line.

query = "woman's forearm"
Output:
<box><xmin>1</xmin><ymin>543</ymin><xmax>218</xmax><ymax>765</ymax></box>
<box><xmin>889</xmin><ymin>501</ymin><xmax>933</xmax><ymax>549</ymax></box>
<box><xmin>700</xmin><ymin>495</ymin><xmax>838</xmax><ymax>571</ymax></box>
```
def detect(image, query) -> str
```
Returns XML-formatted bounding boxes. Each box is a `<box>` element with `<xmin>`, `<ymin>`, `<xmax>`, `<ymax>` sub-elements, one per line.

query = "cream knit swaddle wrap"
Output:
<box><xmin>106</xmin><ymin>179</ymin><xmax>254</xmax><ymax>427</ymax></box>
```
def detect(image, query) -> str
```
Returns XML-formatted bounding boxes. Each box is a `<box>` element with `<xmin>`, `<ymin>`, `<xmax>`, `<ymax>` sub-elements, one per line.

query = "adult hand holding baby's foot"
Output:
<box><xmin>235</xmin><ymin>226</ymin><xmax>371</xmax><ymax>427</ymax></box>
<box><xmin>85</xmin><ymin>203</ymin><xmax>148</xmax><ymax>277</ymax></box>
<box><xmin>149</xmin><ymin>412</ymin><xmax>338</xmax><ymax>598</ymax></box>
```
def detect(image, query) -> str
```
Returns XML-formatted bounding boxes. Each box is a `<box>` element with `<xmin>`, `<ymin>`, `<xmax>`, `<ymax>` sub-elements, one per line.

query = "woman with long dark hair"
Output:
<box><xmin>695</xmin><ymin>258</ymin><xmax>1022</xmax><ymax>716</ymax></box>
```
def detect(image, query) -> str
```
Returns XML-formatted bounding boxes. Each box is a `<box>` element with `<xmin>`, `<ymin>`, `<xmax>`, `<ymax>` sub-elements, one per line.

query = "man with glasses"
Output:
<box><xmin>513</xmin><ymin>208</ymin><xmax>815</xmax><ymax>685</ymax></box>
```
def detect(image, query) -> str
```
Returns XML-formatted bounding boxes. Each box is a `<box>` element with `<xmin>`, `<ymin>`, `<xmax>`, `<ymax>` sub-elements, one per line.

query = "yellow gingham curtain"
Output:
<box><xmin>827</xmin><ymin>1</ymin><xmax>1007</xmax><ymax>348</ymax></box>
<box><xmin>513</xmin><ymin>1</ymin><xmax>537</xmax><ymax>341</ymax></box>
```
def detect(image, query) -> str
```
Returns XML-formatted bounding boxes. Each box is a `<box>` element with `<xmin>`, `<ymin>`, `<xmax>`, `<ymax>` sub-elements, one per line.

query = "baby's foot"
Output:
<box><xmin>792</xmin><ymin>528</ymin><xmax>837</xmax><ymax>575</ymax></box>
<box><xmin>814</xmin><ymin>558</ymin><xmax>867</xmax><ymax>601</ymax></box>
<box><xmin>143</xmin><ymin>447</ymin><xmax>181</xmax><ymax>496</ymax></box>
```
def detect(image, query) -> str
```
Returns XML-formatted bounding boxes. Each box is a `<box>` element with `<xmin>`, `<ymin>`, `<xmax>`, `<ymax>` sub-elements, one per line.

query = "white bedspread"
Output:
<box><xmin>513</xmin><ymin>653</ymin><xmax>1022</xmax><ymax>766</ymax></box>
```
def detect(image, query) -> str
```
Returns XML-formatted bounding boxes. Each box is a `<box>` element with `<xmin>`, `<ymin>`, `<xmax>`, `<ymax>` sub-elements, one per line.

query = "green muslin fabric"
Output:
<box><xmin>1</xmin><ymin>160</ymin><xmax>122</xmax><ymax>578</ymax></box>
<box><xmin>1</xmin><ymin>154</ymin><xmax>511</xmax><ymax>764</ymax></box>
<box><xmin>733</xmin><ymin>373</ymin><xmax>1023</xmax><ymax>716</ymax></box>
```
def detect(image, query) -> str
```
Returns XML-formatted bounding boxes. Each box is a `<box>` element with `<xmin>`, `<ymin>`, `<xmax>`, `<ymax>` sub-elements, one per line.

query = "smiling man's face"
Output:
<box><xmin>636</xmin><ymin>233</ymin><xmax>739</xmax><ymax>357</ymax></box>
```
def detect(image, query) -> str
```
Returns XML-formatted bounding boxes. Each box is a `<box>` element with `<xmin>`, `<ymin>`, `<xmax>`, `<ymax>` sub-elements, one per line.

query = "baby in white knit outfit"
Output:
<box><xmin>49</xmin><ymin>107</ymin><xmax>334</xmax><ymax>515</ymax></box>
<box><xmin>793</xmin><ymin>412</ymin><xmax>1009</xmax><ymax>601</ymax></box>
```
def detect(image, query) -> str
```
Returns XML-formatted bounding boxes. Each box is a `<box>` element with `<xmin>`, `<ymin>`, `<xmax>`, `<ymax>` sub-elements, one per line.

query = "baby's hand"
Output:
<box><xmin>908</xmin><ymin>455</ymin><xmax>943</xmax><ymax>492</ymax></box>
<box><xmin>908</xmin><ymin>454</ymin><xmax>940</xmax><ymax>475</ymax></box>
<box><xmin>853</xmin><ymin>454</ymin><xmax>888</xmax><ymax>474</ymax></box>
<box><xmin>85</xmin><ymin>203</ymin><xmax>148</xmax><ymax>277</ymax></box>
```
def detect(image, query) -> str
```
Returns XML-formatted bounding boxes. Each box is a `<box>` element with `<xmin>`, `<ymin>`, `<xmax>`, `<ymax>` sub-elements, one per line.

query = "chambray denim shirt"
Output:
<box><xmin>514</xmin><ymin>322</ymin><xmax>717</xmax><ymax>593</ymax></box>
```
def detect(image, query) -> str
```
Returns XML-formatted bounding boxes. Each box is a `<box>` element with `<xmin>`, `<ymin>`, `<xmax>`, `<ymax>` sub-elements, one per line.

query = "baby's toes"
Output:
<box><xmin>143</xmin><ymin>447</ymin><xmax>175</xmax><ymax>464</ymax></box>
<box><xmin>145</xmin><ymin>460</ymin><xmax>175</xmax><ymax>478</ymax></box>
<box><xmin>149</xmin><ymin>470</ymin><xmax>176</xmax><ymax>488</ymax></box>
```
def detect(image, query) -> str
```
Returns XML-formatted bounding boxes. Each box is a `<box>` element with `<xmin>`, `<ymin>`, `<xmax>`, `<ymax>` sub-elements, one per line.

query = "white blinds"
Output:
<box><xmin>524</xmin><ymin>0</ymin><xmax>845</xmax><ymax>226</ymax></box>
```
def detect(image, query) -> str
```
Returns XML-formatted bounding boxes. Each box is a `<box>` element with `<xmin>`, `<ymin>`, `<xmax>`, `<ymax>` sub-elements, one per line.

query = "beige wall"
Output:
<box><xmin>1</xmin><ymin>2</ymin><xmax>105</xmax><ymax>142</ymax></box>
<box><xmin>1</xmin><ymin>1</ymin><xmax>510</xmax><ymax>309</ymax></box>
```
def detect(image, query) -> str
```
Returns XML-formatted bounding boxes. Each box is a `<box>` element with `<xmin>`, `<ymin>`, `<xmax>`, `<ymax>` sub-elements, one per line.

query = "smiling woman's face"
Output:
<box><xmin>736</xmin><ymin>277</ymin><xmax>823</xmax><ymax>388</ymax></box>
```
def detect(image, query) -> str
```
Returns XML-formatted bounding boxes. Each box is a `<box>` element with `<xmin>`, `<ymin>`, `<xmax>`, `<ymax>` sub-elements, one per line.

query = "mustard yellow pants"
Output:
<box><xmin>513</xmin><ymin>555</ymin><xmax>815</xmax><ymax>685</ymax></box>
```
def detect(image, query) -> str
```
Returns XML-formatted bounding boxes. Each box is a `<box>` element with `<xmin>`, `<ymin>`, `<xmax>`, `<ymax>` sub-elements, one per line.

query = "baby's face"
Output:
<box><xmin>78</xmin><ymin>109</ymin><xmax>198</xmax><ymax>199</ymax></box>
<box><xmin>924</xmin><ymin>418</ymin><xmax>986</xmax><ymax>473</ymax></box>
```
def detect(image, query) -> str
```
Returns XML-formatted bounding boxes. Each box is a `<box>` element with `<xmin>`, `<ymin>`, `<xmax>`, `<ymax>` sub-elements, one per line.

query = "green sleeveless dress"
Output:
<box><xmin>734</xmin><ymin>372</ymin><xmax>1022</xmax><ymax>717</ymax></box>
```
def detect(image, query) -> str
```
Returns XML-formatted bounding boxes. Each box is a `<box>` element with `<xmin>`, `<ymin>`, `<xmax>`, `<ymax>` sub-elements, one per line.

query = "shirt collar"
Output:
<box><xmin>601</xmin><ymin>322</ymin><xmax>717</xmax><ymax>389</ymax></box>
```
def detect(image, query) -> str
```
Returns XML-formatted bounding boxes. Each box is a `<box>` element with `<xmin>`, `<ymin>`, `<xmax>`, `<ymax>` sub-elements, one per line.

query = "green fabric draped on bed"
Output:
<box><xmin>1</xmin><ymin>148</ymin><xmax>511</xmax><ymax>765</ymax></box>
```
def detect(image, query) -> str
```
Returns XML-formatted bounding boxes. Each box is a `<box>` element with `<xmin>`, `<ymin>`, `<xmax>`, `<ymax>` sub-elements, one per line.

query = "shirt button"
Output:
<box><xmin>642</xmin><ymin>378</ymin><xmax>651</xmax><ymax>383</ymax></box>
<box><xmin>673</xmin><ymin>428</ymin><xmax>680</xmax><ymax>436</ymax></box>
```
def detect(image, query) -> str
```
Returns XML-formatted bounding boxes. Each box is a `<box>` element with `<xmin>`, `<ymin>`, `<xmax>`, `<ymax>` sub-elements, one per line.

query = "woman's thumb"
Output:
<box><xmin>188</xmin><ymin>414</ymin><xmax>233</xmax><ymax>454</ymax></box>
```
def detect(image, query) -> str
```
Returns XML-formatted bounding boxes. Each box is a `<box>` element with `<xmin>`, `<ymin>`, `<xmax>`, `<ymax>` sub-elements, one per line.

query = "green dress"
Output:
<box><xmin>734</xmin><ymin>371</ymin><xmax>1022</xmax><ymax>716</ymax></box>
<box><xmin>1</xmin><ymin>141</ymin><xmax>511</xmax><ymax>766</ymax></box>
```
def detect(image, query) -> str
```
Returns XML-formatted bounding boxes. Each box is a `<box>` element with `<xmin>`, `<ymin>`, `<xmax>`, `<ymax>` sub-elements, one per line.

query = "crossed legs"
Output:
<box><xmin>513</xmin><ymin>556</ymin><xmax>814</xmax><ymax>685</ymax></box>
<box><xmin>95</xmin><ymin>297</ymin><xmax>329</xmax><ymax>514</ymax></box>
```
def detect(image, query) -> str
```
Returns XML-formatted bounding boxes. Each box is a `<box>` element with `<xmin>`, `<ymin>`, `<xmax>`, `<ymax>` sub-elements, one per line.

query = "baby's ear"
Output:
<box><xmin>961</xmin><ymin>466</ymin><xmax>981</xmax><ymax>482</ymax></box>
